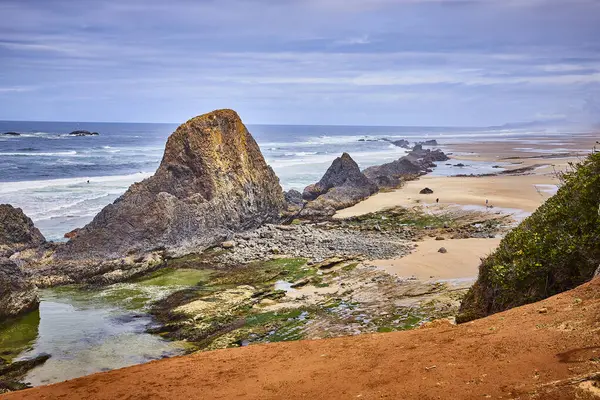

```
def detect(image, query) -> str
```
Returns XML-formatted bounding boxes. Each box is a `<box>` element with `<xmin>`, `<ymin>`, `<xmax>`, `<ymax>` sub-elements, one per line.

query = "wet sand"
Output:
<box><xmin>372</xmin><ymin>238</ymin><xmax>501</xmax><ymax>281</ymax></box>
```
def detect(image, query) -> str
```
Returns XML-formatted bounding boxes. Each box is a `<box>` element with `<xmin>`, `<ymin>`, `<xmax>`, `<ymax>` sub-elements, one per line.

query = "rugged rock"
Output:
<box><xmin>63</xmin><ymin>229</ymin><xmax>80</xmax><ymax>240</ymax></box>
<box><xmin>300</xmin><ymin>153</ymin><xmax>377</xmax><ymax>219</ymax></box>
<box><xmin>384</xmin><ymin>139</ymin><xmax>411</xmax><ymax>148</ymax></box>
<box><xmin>416</xmin><ymin>140</ymin><xmax>438</xmax><ymax>146</ymax></box>
<box><xmin>284</xmin><ymin>189</ymin><xmax>304</xmax><ymax>210</ymax></box>
<box><xmin>57</xmin><ymin>109</ymin><xmax>286</xmax><ymax>261</ymax></box>
<box><xmin>363</xmin><ymin>147</ymin><xmax>449</xmax><ymax>189</ymax></box>
<box><xmin>0</xmin><ymin>354</ymin><xmax>50</xmax><ymax>393</ymax></box>
<box><xmin>0</xmin><ymin>258</ymin><xmax>39</xmax><ymax>320</ymax></box>
<box><xmin>68</xmin><ymin>130</ymin><xmax>99</xmax><ymax>136</ymax></box>
<box><xmin>419</xmin><ymin>187</ymin><xmax>434</xmax><ymax>194</ymax></box>
<box><xmin>0</xmin><ymin>205</ymin><xmax>45</xmax><ymax>257</ymax></box>
<box><xmin>1</xmin><ymin>132</ymin><xmax>20</xmax><ymax>136</ymax></box>
<box><xmin>438</xmin><ymin>247</ymin><xmax>447</xmax><ymax>254</ymax></box>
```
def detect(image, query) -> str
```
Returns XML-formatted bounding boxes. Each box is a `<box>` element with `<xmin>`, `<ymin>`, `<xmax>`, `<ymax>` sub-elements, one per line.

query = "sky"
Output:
<box><xmin>0</xmin><ymin>0</ymin><xmax>599</xmax><ymax>126</ymax></box>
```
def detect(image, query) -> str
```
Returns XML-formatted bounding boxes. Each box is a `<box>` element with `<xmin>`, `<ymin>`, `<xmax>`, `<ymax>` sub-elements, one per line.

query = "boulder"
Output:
<box><xmin>0</xmin><ymin>258</ymin><xmax>39</xmax><ymax>319</ymax></box>
<box><xmin>57</xmin><ymin>109</ymin><xmax>286</xmax><ymax>260</ymax></box>
<box><xmin>300</xmin><ymin>153</ymin><xmax>377</xmax><ymax>219</ymax></box>
<box><xmin>0</xmin><ymin>205</ymin><xmax>45</xmax><ymax>257</ymax></box>
<box><xmin>384</xmin><ymin>139</ymin><xmax>411</xmax><ymax>148</ymax></box>
<box><xmin>63</xmin><ymin>228</ymin><xmax>80</xmax><ymax>240</ymax></box>
<box><xmin>419</xmin><ymin>187</ymin><xmax>434</xmax><ymax>194</ymax></box>
<box><xmin>68</xmin><ymin>130</ymin><xmax>99</xmax><ymax>136</ymax></box>
<box><xmin>284</xmin><ymin>189</ymin><xmax>304</xmax><ymax>209</ymax></box>
<box><xmin>438</xmin><ymin>247</ymin><xmax>447</xmax><ymax>254</ymax></box>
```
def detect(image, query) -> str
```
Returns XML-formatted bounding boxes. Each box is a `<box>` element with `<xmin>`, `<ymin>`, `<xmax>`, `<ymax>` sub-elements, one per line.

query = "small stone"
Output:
<box><xmin>537</xmin><ymin>307</ymin><xmax>548</xmax><ymax>314</ymax></box>
<box><xmin>438</xmin><ymin>247</ymin><xmax>447</xmax><ymax>254</ymax></box>
<box><xmin>221</xmin><ymin>241</ymin><xmax>235</xmax><ymax>249</ymax></box>
<box><xmin>435</xmin><ymin>236</ymin><xmax>445</xmax><ymax>241</ymax></box>
<box><xmin>271</xmin><ymin>247</ymin><xmax>280</xmax><ymax>254</ymax></box>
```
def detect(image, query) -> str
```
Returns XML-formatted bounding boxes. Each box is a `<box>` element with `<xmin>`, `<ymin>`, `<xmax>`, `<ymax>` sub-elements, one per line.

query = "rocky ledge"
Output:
<box><xmin>363</xmin><ymin>145</ymin><xmax>449</xmax><ymax>189</ymax></box>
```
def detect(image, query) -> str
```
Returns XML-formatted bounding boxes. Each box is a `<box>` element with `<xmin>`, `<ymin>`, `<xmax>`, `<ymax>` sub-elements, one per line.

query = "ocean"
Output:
<box><xmin>0</xmin><ymin>120</ymin><xmax>542</xmax><ymax>241</ymax></box>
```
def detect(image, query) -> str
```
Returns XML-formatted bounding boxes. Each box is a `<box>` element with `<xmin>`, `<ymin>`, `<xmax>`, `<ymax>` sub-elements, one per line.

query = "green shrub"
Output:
<box><xmin>458</xmin><ymin>150</ymin><xmax>600</xmax><ymax>322</ymax></box>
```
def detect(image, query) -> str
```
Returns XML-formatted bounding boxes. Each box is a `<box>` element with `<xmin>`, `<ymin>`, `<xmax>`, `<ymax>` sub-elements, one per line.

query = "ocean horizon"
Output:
<box><xmin>0</xmin><ymin>119</ymin><xmax>584</xmax><ymax>241</ymax></box>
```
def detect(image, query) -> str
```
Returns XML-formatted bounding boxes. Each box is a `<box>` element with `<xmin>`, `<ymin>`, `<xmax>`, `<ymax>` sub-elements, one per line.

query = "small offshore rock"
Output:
<box><xmin>68</xmin><ymin>130</ymin><xmax>99</xmax><ymax>136</ymax></box>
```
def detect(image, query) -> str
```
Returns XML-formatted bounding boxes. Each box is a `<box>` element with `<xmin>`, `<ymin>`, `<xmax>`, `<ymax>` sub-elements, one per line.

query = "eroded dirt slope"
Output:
<box><xmin>5</xmin><ymin>279</ymin><xmax>600</xmax><ymax>400</ymax></box>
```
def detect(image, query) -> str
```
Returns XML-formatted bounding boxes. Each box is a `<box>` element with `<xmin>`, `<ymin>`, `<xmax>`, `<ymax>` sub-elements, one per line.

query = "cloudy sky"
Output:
<box><xmin>1</xmin><ymin>0</ymin><xmax>599</xmax><ymax>126</ymax></box>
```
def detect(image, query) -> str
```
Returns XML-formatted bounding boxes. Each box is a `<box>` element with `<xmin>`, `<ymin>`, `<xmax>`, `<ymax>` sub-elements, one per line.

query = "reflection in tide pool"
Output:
<box><xmin>0</xmin><ymin>268</ymin><xmax>212</xmax><ymax>387</ymax></box>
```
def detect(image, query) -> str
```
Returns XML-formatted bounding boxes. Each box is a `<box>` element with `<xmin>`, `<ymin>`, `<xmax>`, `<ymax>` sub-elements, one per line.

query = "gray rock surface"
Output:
<box><xmin>0</xmin><ymin>258</ymin><xmax>39</xmax><ymax>320</ymax></box>
<box><xmin>363</xmin><ymin>147</ymin><xmax>449</xmax><ymax>189</ymax></box>
<box><xmin>0</xmin><ymin>204</ymin><xmax>45</xmax><ymax>257</ymax></box>
<box><xmin>300</xmin><ymin>153</ymin><xmax>377</xmax><ymax>219</ymax></box>
<box><xmin>217</xmin><ymin>224</ymin><xmax>411</xmax><ymax>265</ymax></box>
<box><xmin>57</xmin><ymin>109</ymin><xmax>286</xmax><ymax>260</ymax></box>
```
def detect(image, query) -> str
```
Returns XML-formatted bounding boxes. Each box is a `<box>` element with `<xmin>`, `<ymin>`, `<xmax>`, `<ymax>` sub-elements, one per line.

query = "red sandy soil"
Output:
<box><xmin>5</xmin><ymin>280</ymin><xmax>600</xmax><ymax>400</ymax></box>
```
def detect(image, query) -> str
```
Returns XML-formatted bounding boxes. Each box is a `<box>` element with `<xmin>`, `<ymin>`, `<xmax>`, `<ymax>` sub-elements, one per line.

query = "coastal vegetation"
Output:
<box><xmin>458</xmin><ymin>150</ymin><xmax>600</xmax><ymax>322</ymax></box>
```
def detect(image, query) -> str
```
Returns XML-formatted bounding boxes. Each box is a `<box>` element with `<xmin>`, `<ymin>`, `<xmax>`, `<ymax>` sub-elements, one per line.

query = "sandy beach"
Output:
<box><xmin>335</xmin><ymin>133</ymin><xmax>596</xmax><ymax>282</ymax></box>
<box><xmin>372</xmin><ymin>237</ymin><xmax>501</xmax><ymax>281</ymax></box>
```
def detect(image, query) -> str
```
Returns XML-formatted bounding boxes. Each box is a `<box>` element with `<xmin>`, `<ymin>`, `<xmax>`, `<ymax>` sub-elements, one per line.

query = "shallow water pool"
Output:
<box><xmin>0</xmin><ymin>268</ymin><xmax>212</xmax><ymax>386</ymax></box>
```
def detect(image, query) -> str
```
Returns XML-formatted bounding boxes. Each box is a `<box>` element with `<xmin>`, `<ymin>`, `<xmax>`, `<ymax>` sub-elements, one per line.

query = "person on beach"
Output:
<box><xmin>436</xmin><ymin>198</ymin><xmax>439</xmax><ymax>204</ymax></box>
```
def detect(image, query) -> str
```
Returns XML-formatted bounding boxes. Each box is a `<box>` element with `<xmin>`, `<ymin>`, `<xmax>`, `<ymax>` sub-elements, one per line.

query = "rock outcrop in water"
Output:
<box><xmin>363</xmin><ymin>147</ymin><xmax>449</xmax><ymax>189</ymax></box>
<box><xmin>300</xmin><ymin>153</ymin><xmax>377</xmax><ymax>219</ymax></box>
<box><xmin>68</xmin><ymin>130</ymin><xmax>99</xmax><ymax>136</ymax></box>
<box><xmin>0</xmin><ymin>258</ymin><xmax>39</xmax><ymax>320</ymax></box>
<box><xmin>0</xmin><ymin>205</ymin><xmax>45</xmax><ymax>258</ymax></box>
<box><xmin>57</xmin><ymin>109</ymin><xmax>286</xmax><ymax>260</ymax></box>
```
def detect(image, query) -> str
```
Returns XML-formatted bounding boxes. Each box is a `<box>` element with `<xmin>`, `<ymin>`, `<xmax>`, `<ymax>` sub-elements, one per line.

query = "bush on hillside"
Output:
<box><xmin>458</xmin><ymin>150</ymin><xmax>600</xmax><ymax>322</ymax></box>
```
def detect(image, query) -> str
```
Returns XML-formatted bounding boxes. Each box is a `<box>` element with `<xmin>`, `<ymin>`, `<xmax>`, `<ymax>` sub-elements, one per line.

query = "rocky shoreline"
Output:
<box><xmin>0</xmin><ymin>109</ymin><xmax>513</xmax><ymax>391</ymax></box>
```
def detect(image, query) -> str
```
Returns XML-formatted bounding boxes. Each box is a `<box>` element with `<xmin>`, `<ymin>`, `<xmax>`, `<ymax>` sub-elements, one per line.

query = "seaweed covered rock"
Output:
<box><xmin>458</xmin><ymin>151</ymin><xmax>600</xmax><ymax>323</ymax></box>
<box><xmin>0</xmin><ymin>258</ymin><xmax>39</xmax><ymax>320</ymax></box>
<box><xmin>57</xmin><ymin>109</ymin><xmax>286</xmax><ymax>260</ymax></box>
<box><xmin>0</xmin><ymin>205</ymin><xmax>45</xmax><ymax>257</ymax></box>
<box><xmin>300</xmin><ymin>153</ymin><xmax>377</xmax><ymax>218</ymax></box>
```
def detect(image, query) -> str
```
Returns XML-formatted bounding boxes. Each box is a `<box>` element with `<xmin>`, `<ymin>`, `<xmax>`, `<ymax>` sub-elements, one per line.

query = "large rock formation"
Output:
<box><xmin>363</xmin><ymin>147</ymin><xmax>449</xmax><ymax>188</ymax></box>
<box><xmin>0</xmin><ymin>205</ymin><xmax>45</xmax><ymax>257</ymax></box>
<box><xmin>0</xmin><ymin>258</ymin><xmax>39</xmax><ymax>320</ymax></box>
<box><xmin>57</xmin><ymin>109</ymin><xmax>286</xmax><ymax>260</ymax></box>
<box><xmin>300</xmin><ymin>153</ymin><xmax>377</xmax><ymax>219</ymax></box>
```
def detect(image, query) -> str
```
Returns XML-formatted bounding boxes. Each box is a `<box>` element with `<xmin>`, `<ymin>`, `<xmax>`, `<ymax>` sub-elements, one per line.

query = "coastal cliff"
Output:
<box><xmin>57</xmin><ymin>109</ymin><xmax>286</xmax><ymax>260</ymax></box>
<box><xmin>458</xmin><ymin>150</ymin><xmax>600</xmax><ymax>322</ymax></box>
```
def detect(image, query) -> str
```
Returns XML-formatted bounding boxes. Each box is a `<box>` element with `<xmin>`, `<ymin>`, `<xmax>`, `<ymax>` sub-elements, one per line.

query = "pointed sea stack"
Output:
<box><xmin>57</xmin><ymin>109</ymin><xmax>286</xmax><ymax>260</ymax></box>
<box><xmin>300</xmin><ymin>153</ymin><xmax>377</xmax><ymax>219</ymax></box>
